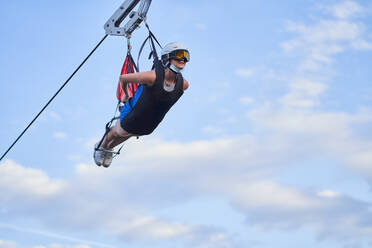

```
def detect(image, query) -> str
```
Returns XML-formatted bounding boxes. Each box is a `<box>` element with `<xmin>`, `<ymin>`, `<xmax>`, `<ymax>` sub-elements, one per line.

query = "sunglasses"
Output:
<box><xmin>169</xmin><ymin>50</ymin><xmax>190</xmax><ymax>62</ymax></box>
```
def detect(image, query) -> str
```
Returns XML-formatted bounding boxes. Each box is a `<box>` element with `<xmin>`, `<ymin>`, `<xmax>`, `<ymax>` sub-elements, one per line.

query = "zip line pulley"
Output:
<box><xmin>104</xmin><ymin>0</ymin><xmax>152</xmax><ymax>38</ymax></box>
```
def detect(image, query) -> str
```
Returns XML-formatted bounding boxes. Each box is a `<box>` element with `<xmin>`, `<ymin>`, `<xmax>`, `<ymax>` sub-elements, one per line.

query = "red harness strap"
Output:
<box><xmin>116</xmin><ymin>54</ymin><xmax>138</xmax><ymax>103</ymax></box>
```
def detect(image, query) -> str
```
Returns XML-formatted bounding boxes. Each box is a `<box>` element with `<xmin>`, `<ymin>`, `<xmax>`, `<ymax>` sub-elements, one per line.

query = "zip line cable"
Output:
<box><xmin>0</xmin><ymin>34</ymin><xmax>108</xmax><ymax>162</ymax></box>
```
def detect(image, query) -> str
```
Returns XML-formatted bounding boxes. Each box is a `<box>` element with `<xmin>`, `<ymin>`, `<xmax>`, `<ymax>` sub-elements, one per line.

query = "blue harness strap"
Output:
<box><xmin>120</xmin><ymin>84</ymin><xmax>144</xmax><ymax>122</ymax></box>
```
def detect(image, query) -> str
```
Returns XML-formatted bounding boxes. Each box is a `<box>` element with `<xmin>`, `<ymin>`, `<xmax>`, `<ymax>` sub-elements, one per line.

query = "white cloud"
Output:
<box><xmin>110</xmin><ymin>216</ymin><xmax>192</xmax><ymax>240</ymax></box>
<box><xmin>202</xmin><ymin>125</ymin><xmax>224</xmax><ymax>135</ymax></box>
<box><xmin>48</xmin><ymin>245</ymin><xmax>91</xmax><ymax>248</ymax></box>
<box><xmin>195</xmin><ymin>23</ymin><xmax>207</xmax><ymax>31</ymax></box>
<box><xmin>347</xmin><ymin>151</ymin><xmax>372</xmax><ymax>177</ymax></box>
<box><xmin>200</xmin><ymin>233</ymin><xmax>231</xmax><ymax>248</ymax></box>
<box><xmin>318</xmin><ymin>190</ymin><xmax>341</xmax><ymax>198</ymax></box>
<box><xmin>67</xmin><ymin>155</ymin><xmax>83</xmax><ymax>161</ymax></box>
<box><xmin>351</xmin><ymin>39</ymin><xmax>372</xmax><ymax>50</ymax></box>
<box><xmin>0</xmin><ymin>223</ymin><xmax>114</xmax><ymax>248</ymax></box>
<box><xmin>0</xmin><ymin>160</ymin><xmax>66</xmax><ymax>199</ymax></box>
<box><xmin>85</xmin><ymin>129</ymin><xmax>372</xmax><ymax>242</ymax></box>
<box><xmin>267</xmin><ymin>0</ymin><xmax>372</xmax><ymax>184</ymax></box>
<box><xmin>230</xmin><ymin>181</ymin><xmax>319</xmax><ymax>210</ymax></box>
<box><xmin>40</xmin><ymin>111</ymin><xmax>62</xmax><ymax>122</ymax></box>
<box><xmin>2</xmin><ymin>114</ymin><xmax>372</xmax><ymax>244</ymax></box>
<box><xmin>48</xmin><ymin>111</ymin><xmax>62</xmax><ymax>121</ymax></box>
<box><xmin>279</xmin><ymin>78</ymin><xmax>327</xmax><ymax>108</ymax></box>
<box><xmin>278</xmin><ymin>1</ymin><xmax>372</xmax><ymax>114</ymax></box>
<box><xmin>248</xmin><ymin>105</ymin><xmax>372</xmax><ymax>180</ymax></box>
<box><xmin>239</xmin><ymin>96</ymin><xmax>255</xmax><ymax>105</ymax></box>
<box><xmin>321</xmin><ymin>1</ymin><xmax>365</xmax><ymax>19</ymax></box>
<box><xmin>0</xmin><ymin>240</ymin><xmax>16</xmax><ymax>248</ymax></box>
<box><xmin>249</xmin><ymin>107</ymin><xmax>348</xmax><ymax>139</ymax></box>
<box><xmin>0</xmin><ymin>241</ymin><xmax>93</xmax><ymax>248</ymax></box>
<box><xmin>282</xmin><ymin>17</ymin><xmax>372</xmax><ymax>74</ymax></box>
<box><xmin>289</xmin><ymin>79</ymin><xmax>327</xmax><ymax>97</ymax></box>
<box><xmin>279</xmin><ymin>92</ymin><xmax>318</xmax><ymax>108</ymax></box>
<box><xmin>235</xmin><ymin>68</ymin><xmax>255</xmax><ymax>78</ymax></box>
<box><xmin>53</xmin><ymin>132</ymin><xmax>67</xmax><ymax>139</ymax></box>
<box><xmin>0</xmin><ymin>158</ymin><xmax>233</xmax><ymax>246</ymax></box>
<box><xmin>232</xmin><ymin>185</ymin><xmax>372</xmax><ymax>240</ymax></box>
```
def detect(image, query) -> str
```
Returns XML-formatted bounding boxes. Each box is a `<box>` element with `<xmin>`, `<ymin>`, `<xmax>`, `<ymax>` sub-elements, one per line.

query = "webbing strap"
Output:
<box><xmin>147</xmin><ymin>27</ymin><xmax>162</xmax><ymax>59</ymax></box>
<box><xmin>137</xmin><ymin>24</ymin><xmax>162</xmax><ymax>71</ymax></box>
<box><xmin>95</xmin><ymin>102</ymin><xmax>125</xmax><ymax>158</ymax></box>
<box><xmin>96</xmin><ymin>113</ymin><xmax>119</xmax><ymax>150</ymax></box>
<box><xmin>137</xmin><ymin>36</ymin><xmax>150</xmax><ymax>71</ymax></box>
<box><xmin>127</xmin><ymin>53</ymin><xmax>136</xmax><ymax>98</ymax></box>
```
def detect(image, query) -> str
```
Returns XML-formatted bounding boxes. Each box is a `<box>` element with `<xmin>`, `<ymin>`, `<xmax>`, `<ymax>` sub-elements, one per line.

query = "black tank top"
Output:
<box><xmin>121</xmin><ymin>59</ymin><xmax>184</xmax><ymax>135</ymax></box>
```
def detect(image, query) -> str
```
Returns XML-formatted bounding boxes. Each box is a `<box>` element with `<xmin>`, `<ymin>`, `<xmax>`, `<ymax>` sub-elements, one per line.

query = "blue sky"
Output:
<box><xmin>1</xmin><ymin>0</ymin><xmax>372</xmax><ymax>247</ymax></box>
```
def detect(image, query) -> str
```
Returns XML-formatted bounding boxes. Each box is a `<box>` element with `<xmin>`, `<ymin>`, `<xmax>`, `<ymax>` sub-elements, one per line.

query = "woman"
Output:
<box><xmin>94</xmin><ymin>42</ymin><xmax>190</xmax><ymax>167</ymax></box>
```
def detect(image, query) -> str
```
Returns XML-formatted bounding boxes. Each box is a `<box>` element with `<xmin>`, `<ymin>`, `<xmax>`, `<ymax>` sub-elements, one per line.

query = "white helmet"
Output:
<box><xmin>161</xmin><ymin>42</ymin><xmax>190</xmax><ymax>66</ymax></box>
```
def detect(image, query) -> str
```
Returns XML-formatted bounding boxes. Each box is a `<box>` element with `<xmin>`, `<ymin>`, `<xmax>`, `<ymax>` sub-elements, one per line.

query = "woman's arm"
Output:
<box><xmin>120</xmin><ymin>71</ymin><xmax>156</xmax><ymax>90</ymax></box>
<box><xmin>183</xmin><ymin>79</ymin><xmax>189</xmax><ymax>91</ymax></box>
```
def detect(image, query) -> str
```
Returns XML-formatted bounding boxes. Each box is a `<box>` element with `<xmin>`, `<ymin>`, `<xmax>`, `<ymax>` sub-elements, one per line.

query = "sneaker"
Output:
<box><xmin>94</xmin><ymin>143</ymin><xmax>104</xmax><ymax>166</ymax></box>
<box><xmin>94</xmin><ymin>142</ymin><xmax>114</xmax><ymax>168</ymax></box>
<box><xmin>102</xmin><ymin>150</ymin><xmax>113</xmax><ymax>168</ymax></box>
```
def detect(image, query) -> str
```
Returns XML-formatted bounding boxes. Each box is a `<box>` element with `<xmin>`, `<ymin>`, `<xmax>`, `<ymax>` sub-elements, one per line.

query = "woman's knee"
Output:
<box><xmin>113</xmin><ymin>121</ymin><xmax>132</xmax><ymax>138</ymax></box>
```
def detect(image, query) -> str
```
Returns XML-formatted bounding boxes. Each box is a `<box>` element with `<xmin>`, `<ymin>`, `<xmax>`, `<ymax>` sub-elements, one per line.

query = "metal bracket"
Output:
<box><xmin>104</xmin><ymin>0</ymin><xmax>152</xmax><ymax>38</ymax></box>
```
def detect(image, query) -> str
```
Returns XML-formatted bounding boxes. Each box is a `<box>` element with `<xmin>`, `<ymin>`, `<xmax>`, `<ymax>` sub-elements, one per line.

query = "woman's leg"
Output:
<box><xmin>101</xmin><ymin>121</ymin><xmax>134</xmax><ymax>149</ymax></box>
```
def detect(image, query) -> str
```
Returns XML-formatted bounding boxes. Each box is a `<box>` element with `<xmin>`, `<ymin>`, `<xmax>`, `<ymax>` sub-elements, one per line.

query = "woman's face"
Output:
<box><xmin>170</xmin><ymin>58</ymin><xmax>186</xmax><ymax>70</ymax></box>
